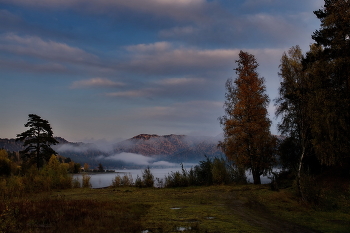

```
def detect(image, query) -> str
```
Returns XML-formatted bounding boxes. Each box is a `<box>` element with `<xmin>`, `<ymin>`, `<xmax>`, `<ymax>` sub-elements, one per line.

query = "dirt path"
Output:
<box><xmin>225</xmin><ymin>191</ymin><xmax>320</xmax><ymax>233</ymax></box>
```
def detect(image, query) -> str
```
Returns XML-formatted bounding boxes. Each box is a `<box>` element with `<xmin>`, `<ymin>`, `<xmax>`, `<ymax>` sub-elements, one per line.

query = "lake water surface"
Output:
<box><xmin>74</xmin><ymin>167</ymin><xmax>272</xmax><ymax>188</ymax></box>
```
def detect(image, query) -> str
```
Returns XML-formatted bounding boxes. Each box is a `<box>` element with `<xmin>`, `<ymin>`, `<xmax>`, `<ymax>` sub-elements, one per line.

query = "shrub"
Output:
<box><xmin>155</xmin><ymin>177</ymin><xmax>164</xmax><ymax>188</ymax></box>
<box><xmin>112</xmin><ymin>174</ymin><xmax>133</xmax><ymax>187</ymax></box>
<box><xmin>230</xmin><ymin>165</ymin><xmax>247</xmax><ymax>184</ymax></box>
<box><xmin>142</xmin><ymin>167</ymin><xmax>154</xmax><ymax>188</ymax></box>
<box><xmin>165</xmin><ymin>164</ymin><xmax>199</xmax><ymax>188</ymax></box>
<box><xmin>40</xmin><ymin>155</ymin><xmax>72</xmax><ymax>190</ymax></box>
<box><xmin>121</xmin><ymin>174</ymin><xmax>133</xmax><ymax>186</ymax></box>
<box><xmin>6</xmin><ymin>176</ymin><xmax>25</xmax><ymax>197</ymax></box>
<box><xmin>195</xmin><ymin>157</ymin><xmax>213</xmax><ymax>186</ymax></box>
<box><xmin>165</xmin><ymin>171</ymin><xmax>184</xmax><ymax>188</ymax></box>
<box><xmin>134</xmin><ymin>175</ymin><xmax>143</xmax><ymax>188</ymax></box>
<box><xmin>112</xmin><ymin>175</ymin><xmax>122</xmax><ymax>187</ymax></box>
<box><xmin>212</xmin><ymin>157</ymin><xmax>229</xmax><ymax>185</ymax></box>
<box><xmin>72</xmin><ymin>177</ymin><xmax>81</xmax><ymax>188</ymax></box>
<box><xmin>82</xmin><ymin>174</ymin><xmax>91</xmax><ymax>188</ymax></box>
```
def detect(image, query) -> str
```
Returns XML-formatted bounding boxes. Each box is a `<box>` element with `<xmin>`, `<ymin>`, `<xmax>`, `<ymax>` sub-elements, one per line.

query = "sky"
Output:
<box><xmin>0</xmin><ymin>0</ymin><xmax>324</xmax><ymax>142</ymax></box>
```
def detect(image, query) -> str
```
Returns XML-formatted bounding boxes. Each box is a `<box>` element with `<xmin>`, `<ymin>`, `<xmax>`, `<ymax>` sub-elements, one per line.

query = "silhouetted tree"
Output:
<box><xmin>219</xmin><ymin>51</ymin><xmax>276</xmax><ymax>184</ymax></box>
<box><xmin>97</xmin><ymin>163</ymin><xmax>104</xmax><ymax>172</ymax></box>
<box><xmin>16</xmin><ymin>114</ymin><xmax>58</xmax><ymax>169</ymax></box>
<box><xmin>304</xmin><ymin>0</ymin><xmax>350</xmax><ymax>166</ymax></box>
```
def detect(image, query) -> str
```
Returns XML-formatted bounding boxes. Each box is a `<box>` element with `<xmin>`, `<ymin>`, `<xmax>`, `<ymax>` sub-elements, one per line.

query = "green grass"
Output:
<box><xmin>1</xmin><ymin>185</ymin><xmax>350</xmax><ymax>232</ymax></box>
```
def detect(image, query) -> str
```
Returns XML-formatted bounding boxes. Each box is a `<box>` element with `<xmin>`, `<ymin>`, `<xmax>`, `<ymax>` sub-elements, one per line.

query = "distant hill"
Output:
<box><xmin>114</xmin><ymin>134</ymin><xmax>223</xmax><ymax>162</ymax></box>
<box><xmin>0</xmin><ymin>138</ymin><xmax>23</xmax><ymax>152</ymax></box>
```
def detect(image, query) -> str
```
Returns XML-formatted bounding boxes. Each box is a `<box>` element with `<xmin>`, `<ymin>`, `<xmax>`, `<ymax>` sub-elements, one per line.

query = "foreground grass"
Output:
<box><xmin>1</xmin><ymin>185</ymin><xmax>350</xmax><ymax>232</ymax></box>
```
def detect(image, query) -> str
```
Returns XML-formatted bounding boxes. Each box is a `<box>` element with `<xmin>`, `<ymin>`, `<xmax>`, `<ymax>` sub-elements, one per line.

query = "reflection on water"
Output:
<box><xmin>73</xmin><ymin>167</ymin><xmax>273</xmax><ymax>188</ymax></box>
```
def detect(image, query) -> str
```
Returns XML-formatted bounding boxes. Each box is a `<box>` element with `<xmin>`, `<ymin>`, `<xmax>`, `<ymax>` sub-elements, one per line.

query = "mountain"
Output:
<box><xmin>0</xmin><ymin>138</ymin><xmax>24</xmax><ymax>152</ymax></box>
<box><xmin>114</xmin><ymin>134</ymin><xmax>223</xmax><ymax>162</ymax></box>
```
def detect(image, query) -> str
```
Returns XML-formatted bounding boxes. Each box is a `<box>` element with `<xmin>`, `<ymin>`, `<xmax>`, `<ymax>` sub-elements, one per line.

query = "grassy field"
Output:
<box><xmin>1</xmin><ymin>185</ymin><xmax>350</xmax><ymax>232</ymax></box>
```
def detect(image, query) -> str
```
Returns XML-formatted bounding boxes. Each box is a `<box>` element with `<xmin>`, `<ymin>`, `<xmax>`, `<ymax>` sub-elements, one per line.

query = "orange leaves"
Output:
<box><xmin>219</xmin><ymin>51</ymin><xmax>276</xmax><ymax>184</ymax></box>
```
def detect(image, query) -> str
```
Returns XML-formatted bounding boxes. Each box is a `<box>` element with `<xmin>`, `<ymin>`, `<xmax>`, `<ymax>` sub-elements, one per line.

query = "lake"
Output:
<box><xmin>74</xmin><ymin>167</ymin><xmax>273</xmax><ymax>188</ymax></box>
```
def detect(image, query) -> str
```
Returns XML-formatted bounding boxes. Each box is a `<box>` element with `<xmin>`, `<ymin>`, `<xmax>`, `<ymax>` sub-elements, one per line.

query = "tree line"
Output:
<box><xmin>219</xmin><ymin>0</ymin><xmax>350</xmax><ymax>202</ymax></box>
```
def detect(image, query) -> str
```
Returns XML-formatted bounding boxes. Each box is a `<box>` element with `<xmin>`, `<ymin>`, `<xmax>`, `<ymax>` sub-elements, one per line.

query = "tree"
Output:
<box><xmin>304</xmin><ymin>0</ymin><xmax>350</xmax><ymax>166</ymax></box>
<box><xmin>16</xmin><ymin>114</ymin><xmax>59</xmax><ymax>169</ymax></box>
<box><xmin>97</xmin><ymin>163</ymin><xmax>104</xmax><ymax>172</ymax></box>
<box><xmin>275</xmin><ymin>46</ymin><xmax>314</xmax><ymax>200</ymax></box>
<box><xmin>84</xmin><ymin>163</ymin><xmax>89</xmax><ymax>172</ymax></box>
<box><xmin>219</xmin><ymin>51</ymin><xmax>276</xmax><ymax>184</ymax></box>
<box><xmin>0</xmin><ymin>149</ymin><xmax>11</xmax><ymax>176</ymax></box>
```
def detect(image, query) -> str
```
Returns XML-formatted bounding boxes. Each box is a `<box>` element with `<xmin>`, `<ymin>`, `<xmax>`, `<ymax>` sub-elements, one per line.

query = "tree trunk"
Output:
<box><xmin>252</xmin><ymin>171</ymin><xmax>261</xmax><ymax>184</ymax></box>
<box><xmin>296</xmin><ymin>146</ymin><xmax>305</xmax><ymax>202</ymax></box>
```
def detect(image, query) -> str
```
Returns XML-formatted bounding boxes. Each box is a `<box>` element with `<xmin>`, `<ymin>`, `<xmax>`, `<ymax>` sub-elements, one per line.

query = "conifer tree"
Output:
<box><xmin>305</xmin><ymin>0</ymin><xmax>350</xmax><ymax>166</ymax></box>
<box><xmin>219</xmin><ymin>51</ymin><xmax>276</xmax><ymax>184</ymax></box>
<box><xmin>16</xmin><ymin>114</ymin><xmax>58</xmax><ymax>169</ymax></box>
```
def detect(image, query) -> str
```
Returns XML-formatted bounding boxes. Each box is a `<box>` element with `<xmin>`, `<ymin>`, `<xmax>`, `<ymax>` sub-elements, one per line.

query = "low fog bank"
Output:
<box><xmin>55</xmin><ymin>139</ymin><xmax>118</xmax><ymax>154</ymax></box>
<box><xmin>96</xmin><ymin>152</ymin><xmax>201</xmax><ymax>169</ymax></box>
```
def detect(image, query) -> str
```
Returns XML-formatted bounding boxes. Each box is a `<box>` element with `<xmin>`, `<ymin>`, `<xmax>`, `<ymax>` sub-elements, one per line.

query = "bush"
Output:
<box><xmin>122</xmin><ymin>174</ymin><xmax>133</xmax><ymax>186</ymax></box>
<box><xmin>212</xmin><ymin>157</ymin><xmax>229</xmax><ymax>185</ymax></box>
<box><xmin>112</xmin><ymin>174</ymin><xmax>133</xmax><ymax>187</ymax></box>
<box><xmin>229</xmin><ymin>165</ymin><xmax>247</xmax><ymax>184</ymax></box>
<box><xmin>6</xmin><ymin>176</ymin><xmax>25</xmax><ymax>197</ymax></box>
<box><xmin>112</xmin><ymin>175</ymin><xmax>122</xmax><ymax>187</ymax></box>
<box><xmin>40</xmin><ymin>155</ymin><xmax>72</xmax><ymax>190</ymax></box>
<box><xmin>142</xmin><ymin>167</ymin><xmax>154</xmax><ymax>188</ymax></box>
<box><xmin>195</xmin><ymin>157</ymin><xmax>213</xmax><ymax>186</ymax></box>
<box><xmin>72</xmin><ymin>177</ymin><xmax>81</xmax><ymax>188</ymax></box>
<box><xmin>82</xmin><ymin>174</ymin><xmax>91</xmax><ymax>188</ymax></box>
<box><xmin>165</xmin><ymin>171</ymin><xmax>186</xmax><ymax>188</ymax></box>
<box><xmin>163</xmin><ymin>157</ymin><xmax>247</xmax><ymax>188</ymax></box>
<box><xmin>134</xmin><ymin>175</ymin><xmax>143</xmax><ymax>188</ymax></box>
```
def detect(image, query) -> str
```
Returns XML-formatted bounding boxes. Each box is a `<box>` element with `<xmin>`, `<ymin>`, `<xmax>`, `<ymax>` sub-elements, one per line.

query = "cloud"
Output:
<box><xmin>2</xmin><ymin>0</ymin><xmax>213</xmax><ymax>22</ymax></box>
<box><xmin>119</xmin><ymin>42</ymin><xmax>285</xmax><ymax>78</ymax></box>
<box><xmin>70</xmin><ymin>78</ymin><xmax>125</xmax><ymax>89</ymax></box>
<box><xmin>126</xmin><ymin>41</ymin><xmax>172</xmax><ymax>53</ymax></box>
<box><xmin>0</xmin><ymin>33</ymin><xmax>99</xmax><ymax>65</ymax></box>
<box><xmin>105</xmin><ymin>77</ymin><xmax>209</xmax><ymax>100</ymax></box>
<box><xmin>100</xmin><ymin>153</ymin><xmax>154</xmax><ymax>166</ymax></box>
<box><xmin>120</xmin><ymin>42</ymin><xmax>240</xmax><ymax>75</ymax></box>
<box><xmin>105</xmin><ymin>46</ymin><xmax>285</xmax><ymax>101</ymax></box>
<box><xmin>104</xmin><ymin>153</ymin><xmax>154</xmax><ymax>166</ymax></box>
<box><xmin>155</xmin><ymin>77</ymin><xmax>205</xmax><ymax>86</ymax></box>
<box><xmin>55</xmin><ymin>143</ymin><xmax>91</xmax><ymax>153</ymax></box>
<box><xmin>0</xmin><ymin>59</ymin><xmax>67</xmax><ymax>74</ymax></box>
<box><xmin>106</xmin><ymin>89</ymin><xmax>155</xmax><ymax>98</ymax></box>
<box><xmin>152</xmin><ymin>161</ymin><xmax>177</xmax><ymax>167</ymax></box>
<box><xmin>140</xmin><ymin>100</ymin><xmax>223</xmax><ymax>119</ymax></box>
<box><xmin>55</xmin><ymin>140</ymin><xmax>115</xmax><ymax>154</ymax></box>
<box><xmin>98</xmin><ymin>152</ymin><xmax>180</xmax><ymax>167</ymax></box>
